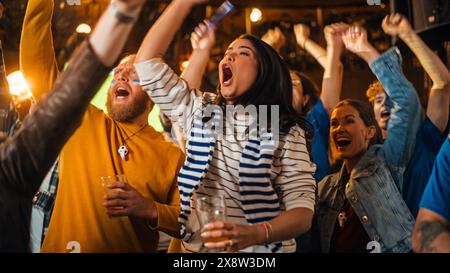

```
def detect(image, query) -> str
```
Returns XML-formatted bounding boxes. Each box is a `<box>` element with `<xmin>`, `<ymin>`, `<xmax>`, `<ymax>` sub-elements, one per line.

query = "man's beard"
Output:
<box><xmin>106</xmin><ymin>91</ymin><xmax>150</xmax><ymax>122</ymax></box>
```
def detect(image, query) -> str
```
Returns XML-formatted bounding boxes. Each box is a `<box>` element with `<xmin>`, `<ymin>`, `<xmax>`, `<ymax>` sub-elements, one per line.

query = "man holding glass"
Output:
<box><xmin>20</xmin><ymin>0</ymin><xmax>185</xmax><ymax>253</ymax></box>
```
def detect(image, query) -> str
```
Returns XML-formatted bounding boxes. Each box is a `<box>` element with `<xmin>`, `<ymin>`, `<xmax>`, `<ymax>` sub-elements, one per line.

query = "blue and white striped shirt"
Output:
<box><xmin>135</xmin><ymin>58</ymin><xmax>316</xmax><ymax>253</ymax></box>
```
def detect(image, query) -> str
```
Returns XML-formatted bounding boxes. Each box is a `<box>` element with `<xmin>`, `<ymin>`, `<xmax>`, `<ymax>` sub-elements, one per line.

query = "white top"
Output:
<box><xmin>135</xmin><ymin>58</ymin><xmax>316</xmax><ymax>253</ymax></box>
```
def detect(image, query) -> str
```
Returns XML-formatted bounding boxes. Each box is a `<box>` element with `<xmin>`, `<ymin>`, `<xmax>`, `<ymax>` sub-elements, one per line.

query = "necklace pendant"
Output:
<box><xmin>338</xmin><ymin>212</ymin><xmax>347</xmax><ymax>228</ymax></box>
<box><xmin>118</xmin><ymin>145</ymin><xmax>129</xmax><ymax>160</ymax></box>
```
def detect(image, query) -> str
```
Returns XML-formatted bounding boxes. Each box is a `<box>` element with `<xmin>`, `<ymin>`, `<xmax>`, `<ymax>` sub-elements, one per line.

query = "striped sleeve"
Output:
<box><xmin>274</xmin><ymin>126</ymin><xmax>317</xmax><ymax>212</ymax></box>
<box><xmin>134</xmin><ymin>58</ymin><xmax>198</xmax><ymax>135</ymax></box>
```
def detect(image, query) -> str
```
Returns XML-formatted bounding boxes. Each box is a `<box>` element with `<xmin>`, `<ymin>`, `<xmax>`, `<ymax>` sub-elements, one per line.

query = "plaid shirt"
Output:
<box><xmin>32</xmin><ymin>161</ymin><xmax>59</xmax><ymax>245</ymax></box>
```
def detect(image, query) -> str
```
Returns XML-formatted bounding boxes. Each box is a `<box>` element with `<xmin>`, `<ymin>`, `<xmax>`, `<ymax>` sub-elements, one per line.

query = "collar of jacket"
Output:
<box><xmin>332</xmin><ymin>145</ymin><xmax>383</xmax><ymax>189</ymax></box>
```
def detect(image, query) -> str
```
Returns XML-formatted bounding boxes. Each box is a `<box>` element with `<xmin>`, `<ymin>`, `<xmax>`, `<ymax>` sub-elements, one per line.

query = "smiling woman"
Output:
<box><xmin>329</xmin><ymin>100</ymin><xmax>382</xmax><ymax>170</ymax></box>
<box><xmin>315</xmin><ymin>25</ymin><xmax>421</xmax><ymax>253</ymax></box>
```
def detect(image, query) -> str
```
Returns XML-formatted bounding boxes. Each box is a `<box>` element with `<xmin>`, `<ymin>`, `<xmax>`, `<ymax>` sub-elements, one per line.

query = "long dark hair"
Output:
<box><xmin>213</xmin><ymin>34</ymin><xmax>313</xmax><ymax>151</ymax></box>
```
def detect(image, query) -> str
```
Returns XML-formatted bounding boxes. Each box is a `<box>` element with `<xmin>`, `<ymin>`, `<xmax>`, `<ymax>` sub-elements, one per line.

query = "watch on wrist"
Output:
<box><xmin>109</xmin><ymin>1</ymin><xmax>139</xmax><ymax>23</ymax></box>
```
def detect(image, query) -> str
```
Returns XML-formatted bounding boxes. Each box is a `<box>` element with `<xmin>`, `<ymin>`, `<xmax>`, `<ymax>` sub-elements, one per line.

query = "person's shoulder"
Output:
<box><xmin>81</xmin><ymin>105</ymin><xmax>108</xmax><ymax>124</ymax></box>
<box><xmin>318</xmin><ymin>173</ymin><xmax>339</xmax><ymax>197</ymax></box>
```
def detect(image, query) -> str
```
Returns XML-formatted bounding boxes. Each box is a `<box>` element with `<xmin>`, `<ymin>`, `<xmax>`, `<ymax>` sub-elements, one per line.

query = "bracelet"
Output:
<box><xmin>109</xmin><ymin>1</ymin><xmax>139</xmax><ymax>23</ymax></box>
<box><xmin>260</xmin><ymin>222</ymin><xmax>273</xmax><ymax>243</ymax></box>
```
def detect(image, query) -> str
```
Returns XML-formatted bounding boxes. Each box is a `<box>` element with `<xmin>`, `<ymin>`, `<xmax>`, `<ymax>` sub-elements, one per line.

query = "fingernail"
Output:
<box><xmin>201</xmin><ymin>232</ymin><xmax>208</xmax><ymax>237</ymax></box>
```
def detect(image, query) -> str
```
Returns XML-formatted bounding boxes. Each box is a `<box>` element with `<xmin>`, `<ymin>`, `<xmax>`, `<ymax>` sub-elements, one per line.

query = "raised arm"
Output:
<box><xmin>320</xmin><ymin>23</ymin><xmax>348</xmax><ymax>112</ymax></box>
<box><xmin>382</xmin><ymin>13</ymin><xmax>450</xmax><ymax>132</ymax></box>
<box><xmin>135</xmin><ymin>0</ymin><xmax>208</xmax><ymax>135</ymax></box>
<box><xmin>294</xmin><ymin>24</ymin><xmax>327</xmax><ymax>68</ymax></box>
<box><xmin>19</xmin><ymin>0</ymin><xmax>59</xmax><ymax>101</ymax></box>
<box><xmin>261</xmin><ymin>27</ymin><xmax>286</xmax><ymax>54</ymax></box>
<box><xmin>135</xmin><ymin>0</ymin><xmax>208</xmax><ymax>63</ymax></box>
<box><xmin>343</xmin><ymin>26</ymin><xmax>421</xmax><ymax>178</ymax></box>
<box><xmin>1</xmin><ymin>0</ymin><xmax>144</xmax><ymax>197</ymax></box>
<box><xmin>181</xmin><ymin>22</ymin><xmax>216</xmax><ymax>95</ymax></box>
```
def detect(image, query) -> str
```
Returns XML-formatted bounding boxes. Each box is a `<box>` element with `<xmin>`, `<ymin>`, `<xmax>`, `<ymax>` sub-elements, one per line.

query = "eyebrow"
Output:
<box><xmin>225</xmin><ymin>45</ymin><xmax>256</xmax><ymax>54</ymax></box>
<box><xmin>331</xmin><ymin>114</ymin><xmax>356</xmax><ymax>120</ymax></box>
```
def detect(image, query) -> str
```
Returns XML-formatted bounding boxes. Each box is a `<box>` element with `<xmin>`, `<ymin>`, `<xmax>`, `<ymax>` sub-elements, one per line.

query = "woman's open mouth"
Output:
<box><xmin>336</xmin><ymin>137</ymin><xmax>352</xmax><ymax>149</ymax></box>
<box><xmin>222</xmin><ymin>64</ymin><xmax>233</xmax><ymax>86</ymax></box>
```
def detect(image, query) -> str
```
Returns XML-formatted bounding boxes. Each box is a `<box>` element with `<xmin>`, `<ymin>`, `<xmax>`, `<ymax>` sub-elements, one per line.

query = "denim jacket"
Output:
<box><xmin>317</xmin><ymin>47</ymin><xmax>421</xmax><ymax>253</ymax></box>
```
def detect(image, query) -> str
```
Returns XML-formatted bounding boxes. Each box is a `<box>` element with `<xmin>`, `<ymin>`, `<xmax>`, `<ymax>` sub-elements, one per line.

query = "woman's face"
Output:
<box><xmin>290</xmin><ymin>72</ymin><xmax>310</xmax><ymax>113</ymax></box>
<box><xmin>218</xmin><ymin>38</ymin><xmax>259</xmax><ymax>104</ymax></box>
<box><xmin>330</xmin><ymin>104</ymin><xmax>375</xmax><ymax>160</ymax></box>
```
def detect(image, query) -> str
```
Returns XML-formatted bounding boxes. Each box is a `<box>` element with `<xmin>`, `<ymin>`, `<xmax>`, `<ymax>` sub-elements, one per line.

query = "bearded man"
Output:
<box><xmin>20</xmin><ymin>0</ymin><xmax>184</xmax><ymax>253</ymax></box>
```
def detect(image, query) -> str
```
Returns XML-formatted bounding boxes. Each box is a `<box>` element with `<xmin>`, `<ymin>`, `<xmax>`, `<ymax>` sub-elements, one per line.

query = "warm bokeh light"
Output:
<box><xmin>250</xmin><ymin>8</ymin><xmax>262</xmax><ymax>23</ymax></box>
<box><xmin>7</xmin><ymin>71</ymin><xmax>33</xmax><ymax>102</ymax></box>
<box><xmin>76</xmin><ymin>23</ymin><xmax>91</xmax><ymax>34</ymax></box>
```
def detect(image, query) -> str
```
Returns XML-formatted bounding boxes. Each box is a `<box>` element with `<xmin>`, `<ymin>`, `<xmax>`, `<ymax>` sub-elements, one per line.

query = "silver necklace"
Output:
<box><xmin>117</xmin><ymin>123</ymin><xmax>147</xmax><ymax>160</ymax></box>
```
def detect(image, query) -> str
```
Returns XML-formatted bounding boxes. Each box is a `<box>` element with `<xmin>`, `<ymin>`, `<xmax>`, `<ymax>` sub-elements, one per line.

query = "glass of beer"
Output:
<box><xmin>100</xmin><ymin>174</ymin><xmax>127</xmax><ymax>194</ymax></box>
<box><xmin>196</xmin><ymin>195</ymin><xmax>227</xmax><ymax>250</ymax></box>
<box><xmin>100</xmin><ymin>174</ymin><xmax>128</xmax><ymax>214</ymax></box>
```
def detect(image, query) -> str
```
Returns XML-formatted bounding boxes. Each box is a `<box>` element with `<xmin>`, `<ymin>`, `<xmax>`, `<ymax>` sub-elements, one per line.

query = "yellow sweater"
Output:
<box><xmin>21</xmin><ymin>0</ymin><xmax>184</xmax><ymax>252</ymax></box>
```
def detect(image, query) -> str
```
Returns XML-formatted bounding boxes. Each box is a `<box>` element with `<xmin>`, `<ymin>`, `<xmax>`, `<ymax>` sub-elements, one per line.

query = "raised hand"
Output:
<box><xmin>324</xmin><ymin>22</ymin><xmax>350</xmax><ymax>53</ymax></box>
<box><xmin>382</xmin><ymin>13</ymin><xmax>413</xmax><ymax>38</ymax></box>
<box><xmin>261</xmin><ymin>27</ymin><xmax>286</xmax><ymax>52</ymax></box>
<box><xmin>191</xmin><ymin>22</ymin><xmax>216</xmax><ymax>51</ymax></box>
<box><xmin>342</xmin><ymin>25</ymin><xmax>370</xmax><ymax>54</ymax></box>
<box><xmin>294</xmin><ymin>24</ymin><xmax>310</xmax><ymax>49</ymax></box>
<box><xmin>342</xmin><ymin>25</ymin><xmax>380</xmax><ymax>64</ymax></box>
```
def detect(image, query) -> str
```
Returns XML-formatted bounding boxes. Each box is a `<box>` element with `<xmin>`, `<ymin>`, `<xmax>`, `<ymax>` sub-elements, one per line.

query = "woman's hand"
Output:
<box><xmin>201</xmin><ymin>221</ymin><xmax>265</xmax><ymax>252</ymax></box>
<box><xmin>191</xmin><ymin>22</ymin><xmax>216</xmax><ymax>51</ymax></box>
<box><xmin>261</xmin><ymin>27</ymin><xmax>286</xmax><ymax>53</ymax></box>
<box><xmin>342</xmin><ymin>25</ymin><xmax>380</xmax><ymax>65</ymax></box>
<box><xmin>294</xmin><ymin>24</ymin><xmax>310</xmax><ymax>49</ymax></box>
<box><xmin>324</xmin><ymin>22</ymin><xmax>350</xmax><ymax>54</ymax></box>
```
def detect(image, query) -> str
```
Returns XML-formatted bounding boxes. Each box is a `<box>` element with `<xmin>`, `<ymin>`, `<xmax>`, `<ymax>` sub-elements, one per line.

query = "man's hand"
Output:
<box><xmin>261</xmin><ymin>27</ymin><xmax>286</xmax><ymax>53</ymax></box>
<box><xmin>294</xmin><ymin>24</ymin><xmax>310</xmax><ymax>49</ymax></box>
<box><xmin>324</xmin><ymin>22</ymin><xmax>350</xmax><ymax>53</ymax></box>
<box><xmin>191</xmin><ymin>22</ymin><xmax>216</xmax><ymax>51</ymax></box>
<box><xmin>103</xmin><ymin>182</ymin><xmax>157</xmax><ymax>222</ymax></box>
<box><xmin>382</xmin><ymin>13</ymin><xmax>413</xmax><ymax>38</ymax></box>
